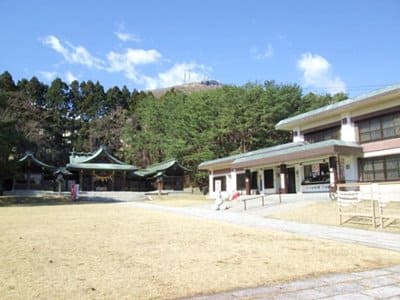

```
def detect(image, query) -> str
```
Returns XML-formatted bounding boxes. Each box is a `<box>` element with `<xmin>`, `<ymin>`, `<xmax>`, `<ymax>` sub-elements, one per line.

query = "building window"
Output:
<box><xmin>213</xmin><ymin>176</ymin><xmax>226</xmax><ymax>191</ymax></box>
<box><xmin>251</xmin><ymin>171</ymin><xmax>258</xmax><ymax>189</ymax></box>
<box><xmin>360</xmin><ymin>155</ymin><xmax>400</xmax><ymax>181</ymax></box>
<box><xmin>304</xmin><ymin>126</ymin><xmax>341</xmax><ymax>143</ymax></box>
<box><xmin>302</xmin><ymin>162</ymin><xmax>329</xmax><ymax>184</ymax></box>
<box><xmin>236</xmin><ymin>173</ymin><xmax>246</xmax><ymax>190</ymax></box>
<box><xmin>264</xmin><ymin>169</ymin><xmax>274</xmax><ymax>189</ymax></box>
<box><xmin>358</xmin><ymin>112</ymin><xmax>400</xmax><ymax>143</ymax></box>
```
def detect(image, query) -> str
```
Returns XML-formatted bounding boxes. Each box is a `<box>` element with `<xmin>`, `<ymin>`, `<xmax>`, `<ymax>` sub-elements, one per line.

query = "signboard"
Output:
<box><xmin>312</xmin><ymin>164</ymin><xmax>320</xmax><ymax>173</ymax></box>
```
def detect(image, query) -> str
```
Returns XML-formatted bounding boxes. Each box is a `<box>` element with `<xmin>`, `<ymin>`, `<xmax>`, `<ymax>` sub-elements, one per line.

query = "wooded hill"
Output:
<box><xmin>0</xmin><ymin>71</ymin><xmax>347</xmax><ymax>188</ymax></box>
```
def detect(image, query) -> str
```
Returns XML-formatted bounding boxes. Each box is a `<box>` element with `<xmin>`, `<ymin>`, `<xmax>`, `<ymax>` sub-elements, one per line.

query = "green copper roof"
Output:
<box><xmin>67</xmin><ymin>145</ymin><xmax>137</xmax><ymax>171</ymax></box>
<box><xmin>198</xmin><ymin>142</ymin><xmax>303</xmax><ymax>170</ymax></box>
<box><xmin>199</xmin><ymin>140</ymin><xmax>362</xmax><ymax>170</ymax></box>
<box><xmin>232</xmin><ymin>140</ymin><xmax>361</xmax><ymax>167</ymax></box>
<box><xmin>276</xmin><ymin>83</ymin><xmax>400</xmax><ymax>130</ymax></box>
<box><xmin>18</xmin><ymin>152</ymin><xmax>55</xmax><ymax>170</ymax></box>
<box><xmin>69</xmin><ymin>145</ymin><xmax>128</xmax><ymax>165</ymax></box>
<box><xmin>67</xmin><ymin>163</ymin><xmax>137</xmax><ymax>171</ymax></box>
<box><xmin>197</xmin><ymin>152</ymin><xmax>245</xmax><ymax>170</ymax></box>
<box><xmin>135</xmin><ymin>159</ymin><xmax>190</xmax><ymax>177</ymax></box>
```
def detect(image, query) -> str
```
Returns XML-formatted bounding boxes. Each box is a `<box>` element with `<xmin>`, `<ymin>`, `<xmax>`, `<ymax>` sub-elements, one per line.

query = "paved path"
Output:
<box><xmin>188</xmin><ymin>265</ymin><xmax>400</xmax><ymax>299</ymax></box>
<box><xmin>124</xmin><ymin>201</ymin><xmax>400</xmax><ymax>252</ymax></box>
<box><xmin>121</xmin><ymin>201</ymin><xmax>400</xmax><ymax>299</ymax></box>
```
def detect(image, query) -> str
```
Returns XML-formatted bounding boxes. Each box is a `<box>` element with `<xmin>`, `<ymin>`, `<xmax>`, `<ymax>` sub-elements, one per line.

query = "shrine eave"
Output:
<box><xmin>66</xmin><ymin>163</ymin><xmax>137</xmax><ymax>171</ymax></box>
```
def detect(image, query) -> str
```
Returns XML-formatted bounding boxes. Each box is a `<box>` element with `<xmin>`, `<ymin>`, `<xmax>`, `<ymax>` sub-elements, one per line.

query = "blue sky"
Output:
<box><xmin>1</xmin><ymin>0</ymin><xmax>399</xmax><ymax>96</ymax></box>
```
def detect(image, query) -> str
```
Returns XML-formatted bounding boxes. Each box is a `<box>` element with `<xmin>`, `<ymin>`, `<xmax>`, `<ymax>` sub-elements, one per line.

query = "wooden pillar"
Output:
<box><xmin>57</xmin><ymin>175</ymin><xmax>62</xmax><ymax>195</ymax></box>
<box><xmin>79</xmin><ymin>170</ymin><xmax>83</xmax><ymax>191</ymax></box>
<box><xmin>329</xmin><ymin>156</ymin><xmax>338</xmax><ymax>189</ymax></box>
<box><xmin>279</xmin><ymin>164</ymin><xmax>288</xmax><ymax>194</ymax></box>
<box><xmin>245</xmin><ymin>169</ymin><xmax>251</xmax><ymax>195</ymax></box>
<box><xmin>12</xmin><ymin>176</ymin><xmax>16</xmax><ymax>191</ymax></box>
<box><xmin>27</xmin><ymin>169</ymin><xmax>31</xmax><ymax>190</ymax></box>
<box><xmin>26</xmin><ymin>160</ymin><xmax>31</xmax><ymax>190</ymax></box>
<box><xmin>91</xmin><ymin>171</ymin><xmax>95</xmax><ymax>191</ymax></box>
<box><xmin>122</xmin><ymin>171</ymin><xmax>126</xmax><ymax>191</ymax></box>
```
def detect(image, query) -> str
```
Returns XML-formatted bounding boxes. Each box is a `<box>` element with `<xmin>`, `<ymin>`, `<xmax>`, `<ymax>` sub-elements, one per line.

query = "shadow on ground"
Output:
<box><xmin>0</xmin><ymin>196</ymin><xmax>123</xmax><ymax>207</ymax></box>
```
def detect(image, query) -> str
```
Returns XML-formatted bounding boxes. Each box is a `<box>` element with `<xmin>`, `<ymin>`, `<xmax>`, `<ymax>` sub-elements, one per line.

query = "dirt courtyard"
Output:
<box><xmin>1</xmin><ymin>202</ymin><xmax>400</xmax><ymax>299</ymax></box>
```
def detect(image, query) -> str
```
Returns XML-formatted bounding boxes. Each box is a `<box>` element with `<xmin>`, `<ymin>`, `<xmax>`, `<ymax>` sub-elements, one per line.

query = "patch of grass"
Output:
<box><xmin>1</xmin><ymin>204</ymin><xmax>400</xmax><ymax>299</ymax></box>
<box><xmin>266</xmin><ymin>201</ymin><xmax>400</xmax><ymax>233</ymax></box>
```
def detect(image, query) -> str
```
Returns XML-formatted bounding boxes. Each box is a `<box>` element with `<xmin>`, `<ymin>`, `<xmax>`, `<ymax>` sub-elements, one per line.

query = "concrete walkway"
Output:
<box><xmin>124</xmin><ymin>201</ymin><xmax>400</xmax><ymax>252</ymax></box>
<box><xmin>121</xmin><ymin>200</ymin><xmax>400</xmax><ymax>299</ymax></box>
<box><xmin>188</xmin><ymin>265</ymin><xmax>400</xmax><ymax>299</ymax></box>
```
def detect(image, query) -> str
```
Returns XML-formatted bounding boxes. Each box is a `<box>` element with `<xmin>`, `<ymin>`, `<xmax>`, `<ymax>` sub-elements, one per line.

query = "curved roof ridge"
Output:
<box><xmin>135</xmin><ymin>158</ymin><xmax>189</xmax><ymax>177</ymax></box>
<box><xmin>71</xmin><ymin>145</ymin><xmax>127</xmax><ymax>165</ymax></box>
<box><xmin>18</xmin><ymin>152</ymin><xmax>55</xmax><ymax>170</ymax></box>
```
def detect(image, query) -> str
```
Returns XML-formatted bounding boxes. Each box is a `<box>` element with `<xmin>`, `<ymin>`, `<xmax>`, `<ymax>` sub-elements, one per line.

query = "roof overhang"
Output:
<box><xmin>67</xmin><ymin>163</ymin><xmax>137</xmax><ymax>171</ymax></box>
<box><xmin>135</xmin><ymin>159</ymin><xmax>190</xmax><ymax>177</ymax></box>
<box><xmin>232</xmin><ymin>142</ymin><xmax>362</xmax><ymax>169</ymax></box>
<box><xmin>276</xmin><ymin>84</ymin><xmax>400</xmax><ymax>131</ymax></box>
<box><xmin>199</xmin><ymin>140</ymin><xmax>363</xmax><ymax>171</ymax></box>
<box><xmin>198</xmin><ymin>158</ymin><xmax>237</xmax><ymax>171</ymax></box>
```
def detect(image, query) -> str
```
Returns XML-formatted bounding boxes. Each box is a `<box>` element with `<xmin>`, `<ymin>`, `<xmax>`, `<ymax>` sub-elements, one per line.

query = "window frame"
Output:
<box><xmin>357</xmin><ymin>111</ymin><xmax>400</xmax><ymax>143</ymax></box>
<box><xmin>360</xmin><ymin>155</ymin><xmax>400</xmax><ymax>182</ymax></box>
<box><xmin>302</xmin><ymin>162</ymin><xmax>330</xmax><ymax>184</ymax></box>
<box><xmin>263</xmin><ymin>169</ymin><xmax>274</xmax><ymax>189</ymax></box>
<box><xmin>304</xmin><ymin>125</ymin><xmax>341</xmax><ymax>143</ymax></box>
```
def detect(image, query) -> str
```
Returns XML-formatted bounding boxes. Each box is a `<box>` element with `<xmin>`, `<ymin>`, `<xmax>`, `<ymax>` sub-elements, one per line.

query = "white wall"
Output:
<box><xmin>293</xmin><ymin>127</ymin><xmax>304</xmax><ymax>143</ymax></box>
<box><xmin>343</xmin><ymin>155</ymin><xmax>358</xmax><ymax>182</ymax></box>
<box><xmin>230</xmin><ymin>169</ymin><xmax>237</xmax><ymax>193</ymax></box>
<box><xmin>208</xmin><ymin>172</ymin><xmax>214</xmax><ymax>197</ymax></box>
<box><xmin>340</xmin><ymin>114</ymin><xmax>357</xmax><ymax>142</ymax></box>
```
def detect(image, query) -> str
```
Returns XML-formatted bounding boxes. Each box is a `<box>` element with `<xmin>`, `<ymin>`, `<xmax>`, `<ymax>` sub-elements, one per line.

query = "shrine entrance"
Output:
<box><xmin>92</xmin><ymin>170</ymin><xmax>114</xmax><ymax>191</ymax></box>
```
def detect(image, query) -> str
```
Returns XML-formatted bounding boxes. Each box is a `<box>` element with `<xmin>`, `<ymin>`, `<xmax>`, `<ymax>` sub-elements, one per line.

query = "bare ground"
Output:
<box><xmin>1</xmin><ymin>202</ymin><xmax>400</xmax><ymax>299</ymax></box>
<box><xmin>266</xmin><ymin>200</ymin><xmax>400</xmax><ymax>233</ymax></box>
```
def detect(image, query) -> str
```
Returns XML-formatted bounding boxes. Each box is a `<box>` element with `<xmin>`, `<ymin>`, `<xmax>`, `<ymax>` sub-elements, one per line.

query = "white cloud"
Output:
<box><xmin>251</xmin><ymin>44</ymin><xmax>274</xmax><ymax>60</ymax></box>
<box><xmin>106</xmin><ymin>48</ymin><xmax>162</xmax><ymax>81</ymax></box>
<box><xmin>65</xmin><ymin>71</ymin><xmax>78</xmax><ymax>83</ymax></box>
<box><xmin>42</xmin><ymin>35</ymin><xmax>104</xmax><ymax>69</ymax></box>
<box><xmin>40</xmin><ymin>34</ymin><xmax>213</xmax><ymax>90</ymax></box>
<box><xmin>297</xmin><ymin>52</ymin><xmax>346</xmax><ymax>94</ymax></box>
<box><xmin>141</xmin><ymin>62</ymin><xmax>211</xmax><ymax>90</ymax></box>
<box><xmin>38</xmin><ymin>71</ymin><xmax>58</xmax><ymax>82</ymax></box>
<box><xmin>115</xmin><ymin>31</ymin><xmax>140</xmax><ymax>42</ymax></box>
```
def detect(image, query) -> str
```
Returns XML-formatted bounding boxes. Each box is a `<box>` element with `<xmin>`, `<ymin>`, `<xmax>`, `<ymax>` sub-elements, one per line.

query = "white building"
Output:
<box><xmin>199</xmin><ymin>84</ymin><xmax>400</xmax><ymax>197</ymax></box>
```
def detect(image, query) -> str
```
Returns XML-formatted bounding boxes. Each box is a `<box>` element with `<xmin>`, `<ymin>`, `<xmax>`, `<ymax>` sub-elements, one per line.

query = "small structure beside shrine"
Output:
<box><xmin>134</xmin><ymin>159</ymin><xmax>190</xmax><ymax>191</ymax></box>
<box><xmin>14</xmin><ymin>151</ymin><xmax>55</xmax><ymax>190</ymax></box>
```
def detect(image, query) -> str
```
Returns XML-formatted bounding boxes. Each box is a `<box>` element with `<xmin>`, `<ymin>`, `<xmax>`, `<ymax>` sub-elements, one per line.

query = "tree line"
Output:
<box><xmin>0</xmin><ymin>70</ymin><xmax>347</xmax><ymax>189</ymax></box>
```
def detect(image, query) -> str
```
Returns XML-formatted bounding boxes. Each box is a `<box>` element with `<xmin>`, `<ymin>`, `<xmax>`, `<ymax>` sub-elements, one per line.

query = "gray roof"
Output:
<box><xmin>199</xmin><ymin>140</ymin><xmax>362</xmax><ymax>170</ymax></box>
<box><xmin>276</xmin><ymin>84</ymin><xmax>400</xmax><ymax>130</ymax></box>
